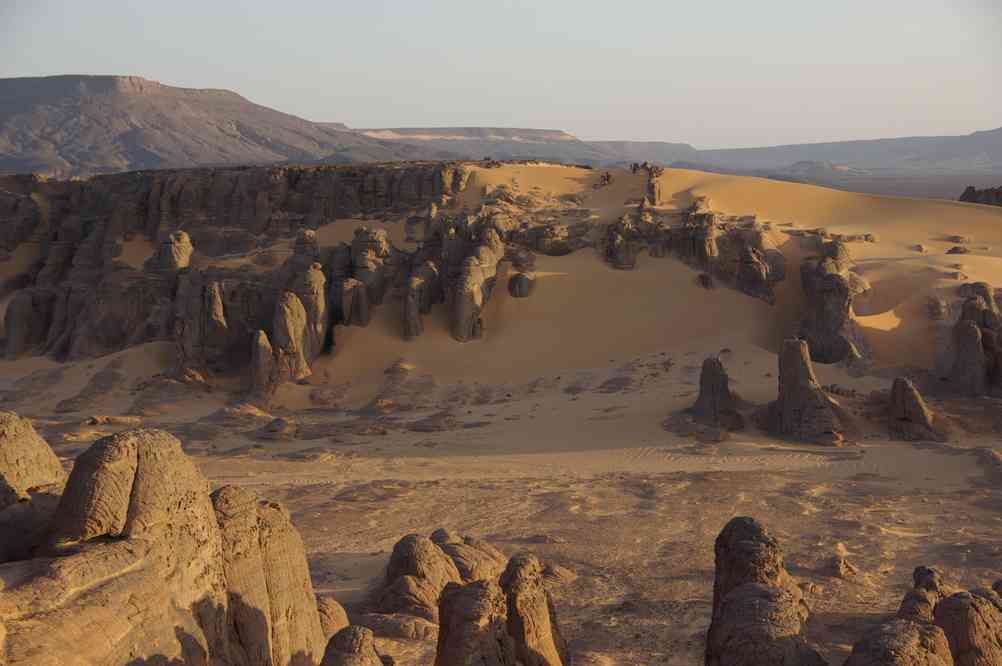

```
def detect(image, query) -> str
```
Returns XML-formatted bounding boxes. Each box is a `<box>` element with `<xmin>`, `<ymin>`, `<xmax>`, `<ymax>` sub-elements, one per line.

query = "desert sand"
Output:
<box><xmin>3</xmin><ymin>164</ymin><xmax>1002</xmax><ymax>664</ymax></box>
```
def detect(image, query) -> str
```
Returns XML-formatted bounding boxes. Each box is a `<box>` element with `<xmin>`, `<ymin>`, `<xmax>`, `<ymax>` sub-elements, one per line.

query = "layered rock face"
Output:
<box><xmin>705</xmin><ymin>517</ymin><xmax>825</xmax><ymax>666</ymax></box>
<box><xmin>0</xmin><ymin>427</ymin><xmax>329</xmax><ymax>665</ymax></box>
<box><xmin>799</xmin><ymin>239</ymin><xmax>869</xmax><ymax>364</ymax></box>
<box><xmin>764</xmin><ymin>339</ymin><xmax>846</xmax><ymax>445</ymax></box>
<box><xmin>959</xmin><ymin>186</ymin><xmax>1002</xmax><ymax>207</ymax></box>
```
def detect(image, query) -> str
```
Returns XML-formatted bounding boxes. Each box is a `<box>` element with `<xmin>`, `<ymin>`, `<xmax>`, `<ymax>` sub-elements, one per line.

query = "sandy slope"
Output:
<box><xmin>3</xmin><ymin>165</ymin><xmax>1002</xmax><ymax>664</ymax></box>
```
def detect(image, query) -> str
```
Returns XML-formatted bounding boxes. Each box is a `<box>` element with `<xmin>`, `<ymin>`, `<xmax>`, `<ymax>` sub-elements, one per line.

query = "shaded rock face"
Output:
<box><xmin>691</xmin><ymin>357</ymin><xmax>744</xmax><ymax>431</ymax></box>
<box><xmin>946</xmin><ymin>287</ymin><xmax>1002</xmax><ymax>397</ymax></box>
<box><xmin>146</xmin><ymin>230</ymin><xmax>194</xmax><ymax>272</ymax></box>
<box><xmin>705</xmin><ymin>516</ymin><xmax>825</xmax><ymax>666</ymax></box>
<box><xmin>0</xmin><ymin>428</ymin><xmax>327</xmax><ymax>665</ymax></box>
<box><xmin>435</xmin><ymin>580</ymin><xmax>518</xmax><ymax>666</ymax></box>
<box><xmin>272</xmin><ymin>291</ymin><xmax>313</xmax><ymax>383</ymax></box>
<box><xmin>959</xmin><ymin>185</ymin><xmax>1002</xmax><ymax>207</ymax></box>
<box><xmin>0</xmin><ymin>412</ymin><xmax>65</xmax><ymax>562</ymax></box>
<box><xmin>249</xmin><ymin>329</ymin><xmax>277</xmax><ymax>401</ymax></box>
<box><xmin>500</xmin><ymin>553</ymin><xmax>569</xmax><ymax>666</ymax></box>
<box><xmin>317</xmin><ymin>596</ymin><xmax>350</xmax><ymax>640</ymax></box>
<box><xmin>320</xmin><ymin>626</ymin><xmax>383</xmax><ymax>666</ymax></box>
<box><xmin>799</xmin><ymin>240</ymin><xmax>869</xmax><ymax>364</ymax></box>
<box><xmin>450</xmin><ymin>229</ymin><xmax>505</xmax><ymax>342</ymax></box>
<box><xmin>765</xmin><ymin>339</ymin><xmax>846</xmax><ymax>445</ymax></box>
<box><xmin>888</xmin><ymin>377</ymin><xmax>941</xmax><ymax>441</ymax></box>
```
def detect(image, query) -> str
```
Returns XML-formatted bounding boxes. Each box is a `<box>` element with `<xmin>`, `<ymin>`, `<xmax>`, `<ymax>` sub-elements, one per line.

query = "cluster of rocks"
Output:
<box><xmin>602</xmin><ymin>206</ymin><xmax>787</xmax><ymax>304</ymax></box>
<box><xmin>0</xmin><ymin>411</ymin><xmax>572</xmax><ymax>666</ymax></box>
<box><xmin>707</xmin><ymin>517</ymin><xmax>1002</xmax><ymax>666</ymax></box>
<box><xmin>959</xmin><ymin>185</ymin><xmax>1002</xmax><ymax>207</ymax></box>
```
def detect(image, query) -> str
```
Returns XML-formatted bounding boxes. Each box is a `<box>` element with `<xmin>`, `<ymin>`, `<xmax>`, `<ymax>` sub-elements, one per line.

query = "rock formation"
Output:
<box><xmin>764</xmin><ymin>339</ymin><xmax>846</xmax><ymax>445</ymax></box>
<box><xmin>933</xmin><ymin>587</ymin><xmax>1002</xmax><ymax>666</ymax></box>
<box><xmin>435</xmin><ymin>580</ymin><xmax>517</xmax><ymax>666</ymax></box>
<box><xmin>508</xmin><ymin>272</ymin><xmax>533</xmax><ymax>298</ymax></box>
<box><xmin>0</xmin><ymin>428</ymin><xmax>328</xmax><ymax>665</ymax></box>
<box><xmin>705</xmin><ymin>516</ymin><xmax>825</xmax><ymax>666</ymax></box>
<box><xmin>959</xmin><ymin>186</ymin><xmax>1002</xmax><ymax>207</ymax></box>
<box><xmin>0</xmin><ymin>412</ymin><xmax>65</xmax><ymax>562</ymax></box>
<box><xmin>320</xmin><ymin>626</ymin><xmax>384</xmax><ymax>666</ymax></box>
<box><xmin>799</xmin><ymin>239</ymin><xmax>869</xmax><ymax>364</ymax></box>
<box><xmin>690</xmin><ymin>357</ymin><xmax>744</xmax><ymax>431</ymax></box>
<box><xmin>845</xmin><ymin>566</ymin><xmax>954</xmax><ymax>665</ymax></box>
<box><xmin>146</xmin><ymin>229</ymin><xmax>194</xmax><ymax>272</ymax></box>
<box><xmin>317</xmin><ymin>596</ymin><xmax>351</xmax><ymax>640</ymax></box>
<box><xmin>946</xmin><ymin>285</ymin><xmax>1002</xmax><ymax>397</ymax></box>
<box><xmin>500</xmin><ymin>552</ymin><xmax>568</xmax><ymax>666</ymax></box>
<box><xmin>888</xmin><ymin>377</ymin><xmax>941</xmax><ymax>441</ymax></box>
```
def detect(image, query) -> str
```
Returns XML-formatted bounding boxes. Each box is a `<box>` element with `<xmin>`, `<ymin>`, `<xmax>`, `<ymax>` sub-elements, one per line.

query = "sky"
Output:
<box><xmin>1</xmin><ymin>0</ymin><xmax>1000</xmax><ymax>149</ymax></box>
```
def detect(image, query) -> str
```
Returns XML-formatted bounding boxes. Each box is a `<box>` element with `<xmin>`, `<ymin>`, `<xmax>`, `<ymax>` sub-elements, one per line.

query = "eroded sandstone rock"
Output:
<box><xmin>799</xmin><ymin>239</ymin><xmax>869</xmax><ymax>365</ymax></box>
<box><xmin>888</xmin><ymin>377</ymin><xmax>941</xmax><ymax>441</ymax></box>
<box><xmin>764</xmin><ymin>339</ymin><xmax>846</xmax><ymax>445</ymax></box>
<box><xmin>435</xmin><ymin>580</ymin><xmax>517</xmax><ymax>666</ymax></box>
<box><xmin>691</xmin><ymin>357</ymin><xmax>744</xmax><ymax>431</ymax></box>
<box><xmin>500</xmin><ymin>552</ymin><xmax>568</xmax><ymax>666</ymax></box>
<box><xmin>705</xmin><ymin>516</ymin><xmax>825</xmax><ymax>666</ymax></box>
<box><xmin>320</xmin><ymin>626</ymin><xmax>384</xmax><ymax>666</ymax></box>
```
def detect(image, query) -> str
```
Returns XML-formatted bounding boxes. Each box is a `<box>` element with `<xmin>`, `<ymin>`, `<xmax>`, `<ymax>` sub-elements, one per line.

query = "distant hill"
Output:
<box><xmin>0</xmin><ymin>75</ymin><xmax>447</xmax><ymax>177</ymax></box>
<box><xmin>2</xmin><ymin>75</ymin><xmax>1000</xmax><ymax>197</ymax></box>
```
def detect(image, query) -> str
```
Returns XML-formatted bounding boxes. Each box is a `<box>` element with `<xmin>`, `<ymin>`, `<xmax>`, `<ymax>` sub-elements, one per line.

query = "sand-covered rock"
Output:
<box><xmin>145</xmin><ymin>229</ymin><xmax>194</xmax><ymax>272</ymax></box>
<box><xmin>500</xmin><ymin>552</ymin><xmax>569</xmax><ymax>666</ymax></box>
<box><xmin>933</xmin><ymin>588</ymin><xmax>1002</xmax><ymax>666</ymax></box>
<box><xmin>435</xmin><ymin>580</ymin><xmax>517</xmax><ymax>666</ymax></box>
<box><xmin>705</xmin><ymin>516</ymin><xmax>825</xmax><ymax>666</ymax></box>
<box><xmin>272</xmin><ymin>290</ymin><xmax>312</xmax><ymax>383</ymax></box>
<box><xmin>764</xmin><ymin>339</ymin><xmax>846</xmax><ymax>445</ymax></box>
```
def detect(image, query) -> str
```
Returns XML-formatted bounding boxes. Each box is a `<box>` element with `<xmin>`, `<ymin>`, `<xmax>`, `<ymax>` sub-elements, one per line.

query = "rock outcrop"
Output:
<box><xmin>0</xmin><ymin>428</ymin><xmax>328</xmax><ymax>665</ymax></box>
<box><xmin>508</xmin><ymin>272</ymin><xmax>533</xmax><ymax>298</ymax></box>
<box><xmin>844</xmin><ymin>566</ymin><xmax>954</xmax><ymax>666</ymax></box>
<box><xmin>705</xmin><ymin>516</ymin><xmax>825</xmax><ymax>666</ymax></box>
<box><xmin>934</xmin><ymin>587</ymin><xmax>1002</xmax><ymax>666</ymax></box>
<box><xmin>691</xmin><ymin>357</ymin><xmax>744</xmax><ymax>431</ymax></box>
<box><xmin>945</xmin><ymin>285</ymin><xmax>1002</xmax><ymax>397</ymax></box>
<box><xmin>888</xmin><ymin>377</ymin><xmax>941</xmax><ymax>441</ymax></box>
<box><xmin>0</xmin><ymin>412</ymin><xmax>65</xmax><ymax>563</ymax></box>
<box><xmin>799</xmin><ymin>239</ymin><xmax>869</xmax><ymax>364</ymax></box>
<box><xmin>320</xmin><ymin>626</ymin><xmax>384</xmax><ymax>666</ymax></box>
<box><xmin>959</xmin><ymin>186</ymin><xmax>1002</xmax><ymax>207</ymax></box>
<box><xmin>435</xmin><ymin>580</ymin><xmax>517</xmax><ymax>666</ymax></box>
<box><xmin>764</xmin><ymin>339</ymin><xmax>846</xmax><ymax>445</ymax></box>
<box><xmin>500</xmin><ymin>553</ymin><xmax>569</xmax><ymax>666</ymax></box>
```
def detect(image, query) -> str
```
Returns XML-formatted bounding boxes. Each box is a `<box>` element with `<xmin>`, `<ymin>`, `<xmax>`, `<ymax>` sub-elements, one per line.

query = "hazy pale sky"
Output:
<box><xmin>1</xmin><ymin>0</ymin><xmax>999</xmax><ymax>148</ymax></box>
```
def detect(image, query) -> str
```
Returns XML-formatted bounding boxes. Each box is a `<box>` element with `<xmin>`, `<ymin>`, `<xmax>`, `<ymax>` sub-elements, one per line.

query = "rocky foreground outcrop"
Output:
<box><xmin>0</xmin><ymin>425</ymin><xmax>335</xmax><ymax>665</ymax></box>
<box><xmin>705</xmin><ymin>517</ymin><xmax>825</xmax><ymax>666</ymax></box>
<box><xmin>944</xmin><ymin>283</ymin><xmax>1002</xmax><ymax>397</ymax></box>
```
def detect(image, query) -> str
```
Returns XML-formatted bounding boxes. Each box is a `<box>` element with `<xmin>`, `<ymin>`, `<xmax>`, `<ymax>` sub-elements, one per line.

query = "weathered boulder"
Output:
<box><xmin>888</xmin><ymin>378</ymin><xmax>940</xmax><ymax>441</ymax></box>
<box><xmin>0</xmin><ymin>412</ymin><xmax>65</xmax><ymax>562</ymax></box>
<box><xmin>318</xmin><ymin>596</ymin><xmax>351</xmax><ymax>640</ymax></box>
<box><xmin>431</xmin><ymin>529</ymin><xmax>508</xmax><ymax>583</ymax></box>
<box><xmin>765</xmin><ymin>339</ymin><xmax>846</xmax><ymax>445</ymax></box>
<box><xmin>435</xmin><ymin>580</ymin><xmax>518</xmax><ymax>666</ymax></box>
<box><xmin>949</xmin><ymin>319</ymin><xmax>988</xmax><ymax>396</ymax></box>
<box><xmin>320</xmin><ymin>626</ymin><xmax>384</xmax><ymax>666</ymax></box>
<box><xmin>289</xmin><ymin>262</ymin><xmax>328</xmax><ymax>362</ymax></box>
<box><xmin>341</xmin><ymin>278</ymin><xmax>371</xmax><ymax>328</ymax></box>
<box><xmin>451</xmin><ymin>230</ymin><xmax>504</xmax><ymax>342</ymax></box>
<box><xmin>500</xmin><ymin>553</ymin><xmax>569</xmax><ymax>666</ymax></box>
<box><xmin>845</xmin><ymin>567</ymin><xmax>955</xmax><ymax>665</ymax></box>
<box><xmin>404</xmin><ymin>276</ymin><xmax>426</xmax><ymax>340</ymax></box>
<box><xmin>691</xmin><ymin>357</ymin><xmax>744</xmax><ymax>431</ymax></box>
<box><xmin>508</xmin><ymin>272</ymin><xmax>533</xmax><ymax>298</ymax></box>
<box><xmin>934</xmin><ymin>588</ymin><xmax>1002</xmax><ymax>666</ymax></box>
<box><xmin>377</xmin><ymin>534</ymin><xmax>463</xmax><ymax>622</ymax></box>
<box><xmin>705</xmin><ymin>517</ymin><xmax>825</xmax><ymax>666</ymax></box>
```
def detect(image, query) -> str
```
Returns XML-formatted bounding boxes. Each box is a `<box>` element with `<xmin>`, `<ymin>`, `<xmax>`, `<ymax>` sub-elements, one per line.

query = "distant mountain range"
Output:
<box><xmin>1</xmin><ymin>75</ymin><xmax>1000</xmax><ymax>198</ymax></box>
